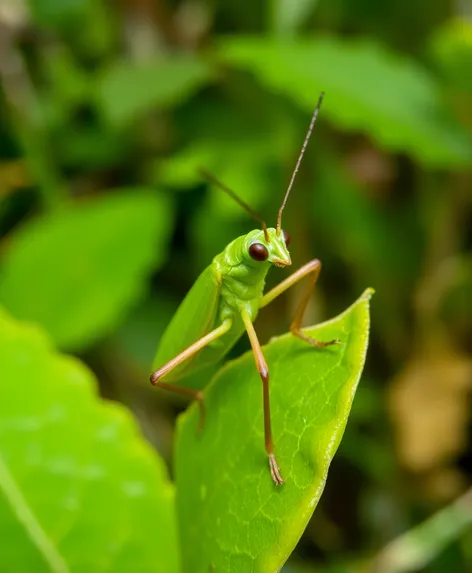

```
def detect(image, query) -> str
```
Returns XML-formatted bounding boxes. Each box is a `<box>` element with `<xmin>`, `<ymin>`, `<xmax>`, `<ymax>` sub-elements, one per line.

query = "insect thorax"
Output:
<box><xmin>213</xmin><ymin>232</ymin><xmax>271</xmax><ymax>322</ymax></box>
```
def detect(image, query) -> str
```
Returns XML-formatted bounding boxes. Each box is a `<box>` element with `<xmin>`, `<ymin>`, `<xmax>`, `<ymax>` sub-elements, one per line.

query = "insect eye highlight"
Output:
<box><xmin>249</xmin><ymin>242</ymin><xmax>269</xmax><ymax>262</ymax></box>
<box><xmin>282</xmin><ymin>229</ymin><xmax>291</xmax><ymax>247</ymax></box>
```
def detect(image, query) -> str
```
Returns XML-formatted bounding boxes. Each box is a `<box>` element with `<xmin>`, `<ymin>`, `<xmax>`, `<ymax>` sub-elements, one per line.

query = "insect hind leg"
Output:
<box><xmin>150</xmin><ymin>319</ymin><xmax>232</xmax><ymax>432</ymax></box>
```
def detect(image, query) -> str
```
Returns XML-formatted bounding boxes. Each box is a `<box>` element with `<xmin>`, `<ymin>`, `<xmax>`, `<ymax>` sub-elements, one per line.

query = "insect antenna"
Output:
<box><xmin>276</xmin><ymin>92</ymin><xmax>325</xmax><ymax>235</ymax></box>
<box><xmin>198</xmin><ymin>168</ymin><xmax>270</xmax><ymax>242</ymax></box>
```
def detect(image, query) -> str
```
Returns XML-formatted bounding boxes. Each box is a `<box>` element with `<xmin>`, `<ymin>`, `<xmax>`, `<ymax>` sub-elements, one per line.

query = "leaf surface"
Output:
<box><xmin>96</xmin><ymin>56</ymin><xmax>214</xmax><ymax>128</ymax></box>
<box><xmin>0</xmin><ymin>307</ymin><xmax>179</xmax><ymax>573</ymax></box>
<box><xmin>0</xmin><ymin>190</ymin><xmax>172</xmax><ymax>351</ymax></box>
<box><xmin>218</xmin><ymin>36</ymin><xmax>472</xmax><ymax>167</ymax></box>
<box><xmin>176</xmin><ymin>289</ymin><xmax>373</xmax><ymax>572</ymax></box>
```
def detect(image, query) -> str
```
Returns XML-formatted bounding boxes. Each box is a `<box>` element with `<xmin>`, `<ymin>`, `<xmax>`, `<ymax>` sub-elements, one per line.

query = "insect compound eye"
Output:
<box><xmin>282</xmin><ymin>229</ymin><xmax>291</xmax><ymax>247</ymax></box>
<box><xmin>249</xmin><ymin>242</ymin><xmax>269</xmax><ymax>262</ymax></box>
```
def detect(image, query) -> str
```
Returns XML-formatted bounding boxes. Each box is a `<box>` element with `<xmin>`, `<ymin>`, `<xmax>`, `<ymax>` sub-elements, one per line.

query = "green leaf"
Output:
<box><xmin>0</xmin><ymin>190</ymin><xmax>172</xmax><ymax>351</ymax></box>
<box><xmin>218</xmin><ymin>36</ymin><xmax>472</xmax><ymax>167</ymax></box>
<box><xmin>175</xmin><ymin>288</ymin><xmax>373</xmax><ymax>572</ymax></box>
<box><xmin>0</xmin><ymin>307</ymin><xmax>179</xmax><ymax>573</ymax></box>
<box><xmin>96</xmin><ymin>56</ymin><xmax>214</xmax><ymax>128</ymax></box>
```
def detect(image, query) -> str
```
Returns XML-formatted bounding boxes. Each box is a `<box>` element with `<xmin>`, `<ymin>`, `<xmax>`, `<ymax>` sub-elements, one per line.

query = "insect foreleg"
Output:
<box><xmin>241</xmin><ymin>311</ymin><xmax>284</xmax><ymax>486</ymax></box>
<box><xmin>150</xmin><ymin>319</ymin><xmax>232</xmax><ymax>429</ymax></box>
<box><xmin>260</xmin><ymin>259</ymin><xmax>339</xmax><ymax>347</ymax></box>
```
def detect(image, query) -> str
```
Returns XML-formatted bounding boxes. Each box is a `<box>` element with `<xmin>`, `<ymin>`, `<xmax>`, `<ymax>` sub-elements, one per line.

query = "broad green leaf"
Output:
<box><xmin>0</xmin><ymin>307</ymin><xmax>179</xmax><ymax>573</ymax></box>
<box><xmin>96</xmin><ymin>56</ymin><xmax>214</xmax><ymax>128</ymax></box>
<box><xmin>218</xmin><ymin>36</ymin><xmax>472</xmax><ymax>167</ymax></box>
<box><xmin>0</xmin><ymin>190</ymin><xmax>172</xmax><ymax>351</ymax></box>
<box><xmin>176</xmin><ymin>288</ymin><xmax>373</xmax><ymax>573</ymax></box>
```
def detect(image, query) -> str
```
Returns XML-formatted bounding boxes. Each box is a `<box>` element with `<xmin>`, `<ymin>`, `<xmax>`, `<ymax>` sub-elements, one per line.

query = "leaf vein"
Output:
<box><xmin>0</xmin><ymin>453</ymin><xmax>70</xmax><ymax>573</ymax></box>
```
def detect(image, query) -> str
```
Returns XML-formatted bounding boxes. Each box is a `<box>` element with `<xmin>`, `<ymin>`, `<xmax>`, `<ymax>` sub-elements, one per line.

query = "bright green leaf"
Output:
<box><xmin>96</xmin><ymin>56</ymin><xmax>214</xmax><ymax>128</ymax></box>
<box><xmin>218</xmin><ymin>36</ymin><xmax>472</xmax><ymax>167</ymax></box>
<box><xmin>176</xmin><ymin>288</ymin><xmax>373</xmax><ymax>572</ymax></box>
<box><xmin>0</xmin><ymin>307</ymin><xmax>179</xmax><ymax>573</ymax></box>
<box><xmin>0</xmin><ymin>190</ymin><xmax>172</xmax><ymax>351</ymax></box>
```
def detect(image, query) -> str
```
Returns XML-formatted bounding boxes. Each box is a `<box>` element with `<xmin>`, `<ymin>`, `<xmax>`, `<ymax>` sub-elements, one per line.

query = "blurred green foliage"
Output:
<box><xmin>0</xmin><ymin>191</ymin><xmax>172</xmax><ymax>350</ymax></box>
<box><xmin>0</xmin><ymin>0</ymin><xmax>471</xmax><ymax>571</ymax></box>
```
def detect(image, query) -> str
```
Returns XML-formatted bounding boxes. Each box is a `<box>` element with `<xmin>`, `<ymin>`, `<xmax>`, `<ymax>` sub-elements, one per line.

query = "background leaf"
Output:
<box><xmin>175</xmin><ymin>289</ymin><xmax>373</xmax><ymax>573</ymax></box>
<box><xmin>0</xmin><ymin>191</ymin><xmax>172</xmax><ymax>351</ymax></box>
<box><xmin>96</xmin><ymin>56</ymin><xmax>214</xmax><ymax>128</ymax></box>
<box><xmin>218</xmin><ymin>36</ymin><xmax>472</xmax><ymax>166</ymax></box>
<box><xmin>0</xmin><ymin>306</ymin><xmax>179</xmax><ymax>573</ymax></box>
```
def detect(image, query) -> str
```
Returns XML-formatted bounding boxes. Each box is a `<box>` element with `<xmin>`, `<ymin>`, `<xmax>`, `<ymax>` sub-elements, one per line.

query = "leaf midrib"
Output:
<box><xmin>0</xmin><ymin>452</ymin><xmax>70</xmax><ymax>573</ymax></box>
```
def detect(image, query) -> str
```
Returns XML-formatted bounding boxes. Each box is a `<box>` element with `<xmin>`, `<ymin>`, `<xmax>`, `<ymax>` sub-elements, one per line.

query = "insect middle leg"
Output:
<box><xmin>241</xmin><ymin>310</ymin><xmax>284</xmax><ymax>486</ymax></box>
<box><xmin>150</xmin><ymin>319</ymin><xmax>232</xmax><ymax>429</ymax></box>
<box><xmin>260</xmin><ymin>259</ymin><xmax>339</xmax><ymax>347</ymax></box>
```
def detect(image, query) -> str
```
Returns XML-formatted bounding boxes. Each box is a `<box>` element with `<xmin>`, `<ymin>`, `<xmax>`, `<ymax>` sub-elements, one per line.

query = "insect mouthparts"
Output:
<box><xmin>273</xmin><ymin>258</ymin><xmax>292</xmax><ymax>268</ymax></box>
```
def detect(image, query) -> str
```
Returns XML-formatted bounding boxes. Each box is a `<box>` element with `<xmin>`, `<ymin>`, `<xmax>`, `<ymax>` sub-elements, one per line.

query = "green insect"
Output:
<box><xmin>150</xmin><ymin>93</ymin><xmax>339</xmax><ymax>485</ymax></box>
